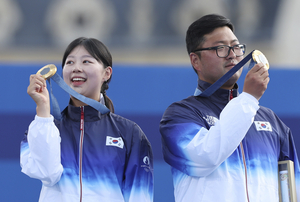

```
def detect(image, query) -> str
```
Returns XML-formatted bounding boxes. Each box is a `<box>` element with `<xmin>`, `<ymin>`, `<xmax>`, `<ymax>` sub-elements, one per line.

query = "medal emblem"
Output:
<box><xmin>252</xmin><ymin>50</ymin><xmax>269</xmax><ymax>69</ymax></box>
<box><xmin>36</xmin><ymin>64</ymin><xmax>57</xmax><ymax>79</ymax></box>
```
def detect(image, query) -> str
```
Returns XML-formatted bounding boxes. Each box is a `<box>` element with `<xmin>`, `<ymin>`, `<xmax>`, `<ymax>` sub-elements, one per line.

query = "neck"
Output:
<box><xmin>220</xmin><ymin>85</ymin><xmax>235</xmax><ymax>90</ymax></box>
<box><xmin>221</xmin><ymin>81</ymin><xmax>237</xmax><ymax>90</ymax></box>
<box><xmin>70</xmin><ymin>97</ymin><xmax>87</xmax><ymax>107</ymax></box>
<box><xmin>70</xmin><ymin>96</ymin><xmax>100</xmax><ymax>107</ymax></box>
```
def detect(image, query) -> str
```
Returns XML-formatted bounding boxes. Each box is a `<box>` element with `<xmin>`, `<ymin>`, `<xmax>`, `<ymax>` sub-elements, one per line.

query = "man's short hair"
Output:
<box><xmin>186</xmin><ymin>14</ymin><xmax>234</xmax><ymax>55</ymax></box>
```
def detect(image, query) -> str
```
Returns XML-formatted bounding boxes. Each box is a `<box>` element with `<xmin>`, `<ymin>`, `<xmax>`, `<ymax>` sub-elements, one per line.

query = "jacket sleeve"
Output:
<box><xmin>20</xmin><ymin>115</ymin><xmax>63</xmax><ymax>186</ymax></box>
<box><xmin>122</xmin><ymin>124</ymin><xmax>154</xmax><ymax>202</ymax></box>
<box><xmin>160</xmin><ymin>92</ymin><xmax>259</xmax><ymax>177</ymax></box>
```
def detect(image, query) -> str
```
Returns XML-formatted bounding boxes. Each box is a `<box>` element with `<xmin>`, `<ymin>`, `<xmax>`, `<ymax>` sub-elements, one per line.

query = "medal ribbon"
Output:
<box><xmin>47</xmin><ymin>73</ymin><xmax>110</xmax><ymax>120</ymax></box>
<box><xmin>195</xmin><ymin>50</ymin><xmax>256</xmax><ymax>97</ymax></box>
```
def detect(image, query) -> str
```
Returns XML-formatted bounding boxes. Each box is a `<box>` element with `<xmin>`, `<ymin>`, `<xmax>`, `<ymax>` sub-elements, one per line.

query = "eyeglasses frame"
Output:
<box><xmin>192</xmin><ymin>44</ymin><xmax>246</xmax><ymax>58</ymax></box>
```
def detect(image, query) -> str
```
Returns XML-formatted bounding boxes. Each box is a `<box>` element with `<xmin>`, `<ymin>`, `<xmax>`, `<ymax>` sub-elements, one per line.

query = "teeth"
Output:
<box><xmin>72</xmin><ymin>78</ymin><xmax>85</xmax><ymax>81</ymax></box>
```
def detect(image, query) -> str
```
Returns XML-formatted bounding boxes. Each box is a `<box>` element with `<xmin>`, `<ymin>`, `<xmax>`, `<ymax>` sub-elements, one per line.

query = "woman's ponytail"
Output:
<box><xmin>101</xmin><ymin>80</ymin><xmax>114</xmax><ymax>113</ymax></box>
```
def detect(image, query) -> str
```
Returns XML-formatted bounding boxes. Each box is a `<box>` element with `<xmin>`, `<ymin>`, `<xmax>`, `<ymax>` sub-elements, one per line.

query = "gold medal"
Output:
<box><xmin>252</xmin><ymin>50</ymin><xmax>269</xmax><ymax>69</ymax></box>
<box><xmin>37</xmin><ymin>64</ymin><xmax>57</xmax><ymax>79</ymax></box>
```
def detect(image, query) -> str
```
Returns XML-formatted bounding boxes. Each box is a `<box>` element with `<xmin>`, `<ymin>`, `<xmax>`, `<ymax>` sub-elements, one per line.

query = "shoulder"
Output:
<box><xmin>162</xmin><ymin>96</ymin><xmax>202</xmax><ymax>121</ymax></box>
<box><xmin>258</xmin><ymin>105</ymin><xmax>277</xmax><ymax>118</ymax></box>
<box><xmin>165</xmin><ymin>96</ymin><xmax>198</xmax><ymax>113</ymax></box>
<box><xmin>257</xmin><ymin>105</ymin><xmax>289</xmax><ymax>131</ymax></box>
<box><xmin>108</xmin><ymin>113</ymin><xmax>145</xmax><ymax>135</ymax></box>
<box><xmin>109</xmin><ymin>113</ymin><xmax>151</xmax><ymax>146</ymax></box>
<box><xmin>109</xmin><ymin>113</ymin><xmax>139</xmax><ymax>127</ymax></box>
<box><xmin>159</xmin><ymin>95</ymin><xmax>212</xmax><ymax>130</ymax></box>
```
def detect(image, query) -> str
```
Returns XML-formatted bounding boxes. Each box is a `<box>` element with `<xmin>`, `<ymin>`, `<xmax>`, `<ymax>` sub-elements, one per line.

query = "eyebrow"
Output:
<box><xmin>67</xmin><ymin>55</ymin><xmax>95</xmax><ymax>59</ymax></box>
<box><xmin>212</xmin><ymin>39</ymin><xmax>239</xmax><ymax>46</ymax></box>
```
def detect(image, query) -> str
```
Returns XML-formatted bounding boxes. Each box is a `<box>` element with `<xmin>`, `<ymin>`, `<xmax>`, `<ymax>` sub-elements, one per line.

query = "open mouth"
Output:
<box><xmin>71</xmin><ymin>77</ymin><xmax>87</xmax><ymax>86</ymax></box>
<box><xmin>71</xmin><ymin>77</ymin><xmax>86</xmax><ymax>82</ymax></box>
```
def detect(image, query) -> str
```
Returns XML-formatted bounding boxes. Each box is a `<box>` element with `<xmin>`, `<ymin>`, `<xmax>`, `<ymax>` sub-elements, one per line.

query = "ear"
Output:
<box><xmin>104</xmin><ymin>66</ymin><xmax>112</xmax><ymax>81</ymax></box>
<box><xmin>189</xmin><ymin>52</ymin><xmax>202</xmax><ymax>72</ymax></box>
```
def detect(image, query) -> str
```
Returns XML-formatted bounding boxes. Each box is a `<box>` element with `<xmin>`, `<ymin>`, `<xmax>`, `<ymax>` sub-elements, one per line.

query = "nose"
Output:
<box><xmin>226</xmin><ymin>47</ymin><xmax>237</xmax><ymax>59</ymax></box>
<box><xmin>72</xmin><ymin>63</ymin><xmax>83</xmax><ymax>72</ymax></box>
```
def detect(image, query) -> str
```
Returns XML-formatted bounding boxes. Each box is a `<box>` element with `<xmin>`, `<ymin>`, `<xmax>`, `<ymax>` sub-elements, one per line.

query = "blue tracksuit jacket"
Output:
<box><xmin>21</xmin><ymin>104</ymin><xmax>153</xmax><ymax>202</ymax></box>
<box><xmin>160</xmin><ymin>79</ymin><xmax>300</xmax><ymax>202</ymax></box>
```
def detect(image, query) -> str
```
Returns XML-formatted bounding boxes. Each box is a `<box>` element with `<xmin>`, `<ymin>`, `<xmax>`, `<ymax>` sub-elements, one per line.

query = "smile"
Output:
<box><xmin>71</xmin><ymin>77</ymin><xmax>86</xmax><ymax>82</ymax></box>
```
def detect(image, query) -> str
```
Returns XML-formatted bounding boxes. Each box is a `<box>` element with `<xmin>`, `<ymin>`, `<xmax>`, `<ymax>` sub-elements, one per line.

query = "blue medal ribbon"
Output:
<box><xmin>195</xmin><ymin>50</ymin><xmax>257</xmax><ymax>97</ymax></box>
<box><xmin>43</xmin><ymin>70</ymin><xmax>110</xmax><ymax>120</ymax></box>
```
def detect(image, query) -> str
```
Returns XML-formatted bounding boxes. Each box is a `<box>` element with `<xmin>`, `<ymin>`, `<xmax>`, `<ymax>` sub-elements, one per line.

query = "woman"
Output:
<box><xmin>21</xmin><ymin>37</ymin><xmax>153</xmax><ymax>202</ymax></box>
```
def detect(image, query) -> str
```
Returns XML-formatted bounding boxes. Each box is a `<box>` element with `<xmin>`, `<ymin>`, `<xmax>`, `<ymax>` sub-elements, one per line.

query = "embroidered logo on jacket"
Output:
<box><xmin>254</xmin><ymin>121</ymin><xmax>272</xmax><ymax>132</ymax></box>
<box><xmin>141</xmin><ymin>156</ymin><xmax>151</xmax><ymax>172</ymax></box>
<box><xmin>106</xmin><ymin>136</ymin><xmax>124</xmax><ymax>149</ymax></box>
<box><xmin>203</xmin><ymin>115</ymin><xmax>218</xmax><ymax>126</ymax></box>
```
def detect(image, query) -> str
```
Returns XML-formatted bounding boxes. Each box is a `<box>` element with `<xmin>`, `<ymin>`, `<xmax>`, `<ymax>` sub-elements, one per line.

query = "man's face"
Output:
<box><xmin>191</xmin><ymin>26</ymin><xmax>244</xmax><ymax>89</ymax></box>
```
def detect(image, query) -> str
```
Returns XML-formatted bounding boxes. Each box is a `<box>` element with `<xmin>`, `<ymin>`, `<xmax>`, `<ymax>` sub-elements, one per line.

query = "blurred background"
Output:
<box><xmin>1</xmin><ymin>0</ymin><xmax>300</xmax><ymax>201</ymax></box>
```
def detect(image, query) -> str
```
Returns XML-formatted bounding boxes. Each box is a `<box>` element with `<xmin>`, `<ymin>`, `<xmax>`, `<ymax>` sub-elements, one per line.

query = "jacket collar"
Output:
<box><xmin>62</xmin><ymin>104</ymin><xmax>104</xmax><ymax>122</ymax></box>
<box><xmin>195</xmin><ymin>79</ymin><xmax>239</xmax><ymax>103</ymax></box>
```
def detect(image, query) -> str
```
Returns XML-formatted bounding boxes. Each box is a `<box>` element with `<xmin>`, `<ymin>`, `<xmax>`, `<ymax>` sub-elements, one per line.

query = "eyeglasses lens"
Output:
<box><xmin>217</xmin><ymin>45</ymin><xmax>245</xmax><ymax>58</ymax></box>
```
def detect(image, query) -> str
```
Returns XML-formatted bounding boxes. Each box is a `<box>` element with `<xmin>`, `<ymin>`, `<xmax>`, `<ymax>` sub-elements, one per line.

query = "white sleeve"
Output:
<box><xmin>185</xmin><ymin>92</ymin><xmax>259</xmax><ymax>176</ymax></box>
<box><xmin>20</xmin><ymin>115</ymin><xmax>63</xmax><ymax>186</ymax></box>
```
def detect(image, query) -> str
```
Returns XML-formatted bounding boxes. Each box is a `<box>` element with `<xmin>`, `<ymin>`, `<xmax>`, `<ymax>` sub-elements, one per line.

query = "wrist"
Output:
<box><xmin>36</xmin><ymin>105</ymin><xmax>51</xmax><ymax>118</ymax></box>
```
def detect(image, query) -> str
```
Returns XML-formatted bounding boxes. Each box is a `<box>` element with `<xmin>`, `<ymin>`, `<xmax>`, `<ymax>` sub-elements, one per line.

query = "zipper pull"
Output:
<box><xmin>80</xmin><ymin>106</ymin><xmax>84</xmax><ymax>131</ymax></box>
<box><xmin>229</xmin><ymin>89</ymin><xmax>234</xmax><ymax>100</ymax></box>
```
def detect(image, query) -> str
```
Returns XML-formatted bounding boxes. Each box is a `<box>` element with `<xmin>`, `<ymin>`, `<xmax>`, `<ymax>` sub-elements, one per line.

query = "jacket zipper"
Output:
<box><xmin>79</xmin><ymin>106</ymin><xmax>84</xmax><ymax>202</ymax></box>
<box><xmin>229</xmin><ymin>89</ymin><xmax>234</xmax><ymax>100</ymax></box>
<box><xmin>229</xmin><ymin>90</ymin><xmax>249</xmax><ymax>201</ymax></box>
<box><xmin>240</xmin><ymin>142</ymin><xmax>250</xmax><ymax>202</ymax></box>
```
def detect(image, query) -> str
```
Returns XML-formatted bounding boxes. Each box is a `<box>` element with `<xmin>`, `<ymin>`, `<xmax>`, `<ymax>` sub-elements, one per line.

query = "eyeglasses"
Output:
<box><xmin>193</xmin><ymin>44</ymin><xmax>246</xmax><ymax>58</ymax></box>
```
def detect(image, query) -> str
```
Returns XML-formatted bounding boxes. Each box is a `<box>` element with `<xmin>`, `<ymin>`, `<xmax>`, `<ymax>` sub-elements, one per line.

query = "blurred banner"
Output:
<box><xmin>5</xmin><ymin>0</ymin><xmax>300</xmax><ymax>66</ymax></box>
<box><xmin>2</xmin><ymin>0</ymin><xmax>282</xmax><ymax>48</ymax></box>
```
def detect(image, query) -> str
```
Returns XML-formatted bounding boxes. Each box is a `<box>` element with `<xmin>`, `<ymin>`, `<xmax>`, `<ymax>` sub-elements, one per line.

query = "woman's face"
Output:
<box><xmin>63</xmin><ymin>45</ymin><xmax>112</xmax><ymax>102</ymax></box>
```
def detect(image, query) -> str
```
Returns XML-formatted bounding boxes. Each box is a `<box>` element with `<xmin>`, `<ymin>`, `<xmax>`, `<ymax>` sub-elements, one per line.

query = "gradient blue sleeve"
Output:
<box><xmin>122</xmin><ymin>124</ymin><xmax>154</xmax><ymax>202</ymax></box>
<box><xmin>20</xmin><ymin>115</ymin><xmax>63</xmax><ymax>186</ymax></box>
<box><xmin>160</xmin><ymin>92</ymin><xmax>259</xmax><ymax>177</ymax></box>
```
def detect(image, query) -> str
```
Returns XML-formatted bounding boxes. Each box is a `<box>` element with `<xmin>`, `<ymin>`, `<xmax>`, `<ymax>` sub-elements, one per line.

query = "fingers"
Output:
<box><xmin>28</xmin><ymin>74</ymin><xmax>46</xmax><ymax>93</ymax></box>
<box><xmin>27</xmin><ymin>74</ymin><xmax>51</xmax><ymax>117</ymax></box>
<box><xmin>258</xmin><ymin>63</ymin><xmax>270</xmax><ymax>84</ymax></box>
<box><xmin>250</xmin><ymin>63</ymin><xmax>270</xmax><ymax>82</ymax></box>
<box><xmin>243</xmin><ymin>62</ymin><xmax>270</xmax><ymax>100</ymax></box>
<box><xmin>251</xmin><ymin>63</ymin><xmax>268</xmax><ymax>74</ymax></box>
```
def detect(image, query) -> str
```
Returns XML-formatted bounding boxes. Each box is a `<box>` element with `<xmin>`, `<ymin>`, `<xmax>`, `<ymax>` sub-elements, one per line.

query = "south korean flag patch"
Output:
<box><xmin>106</xmin><ymin>136</ymin><xmax>124</xmax><ymax>149</ymax></box>
<box><xmin>254</xmin><ymin>121</ymin><xmax>272</xmax><ymax>132</ymax></box>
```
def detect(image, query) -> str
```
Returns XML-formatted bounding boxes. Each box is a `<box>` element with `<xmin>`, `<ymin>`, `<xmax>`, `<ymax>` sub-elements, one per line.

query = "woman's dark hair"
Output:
<box><xmin>62</xmin><ymin>37</ymin><xmax>114</xmax><ymax>113</ymax></box>
<box><xmin>186</xmin><ymin>14</ymin><xmax>234</xmax><ymax>55</ymax></box>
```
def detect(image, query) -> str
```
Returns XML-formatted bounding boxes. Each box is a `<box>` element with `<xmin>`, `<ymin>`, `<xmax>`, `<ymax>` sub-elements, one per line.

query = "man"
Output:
<box><xmin>160</xmin><ymin>14</ymin><xmax>300</xmax><ymax>201</ymax></box>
